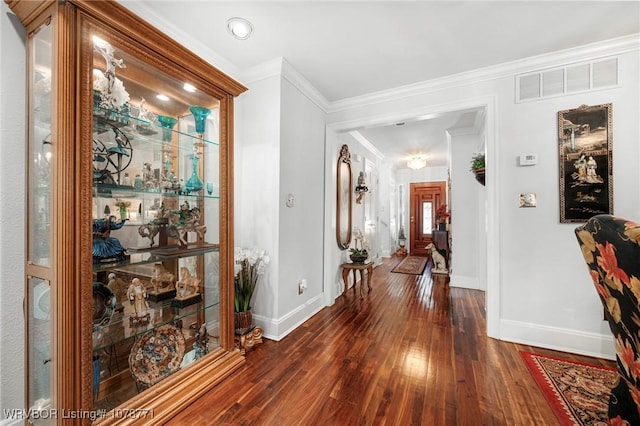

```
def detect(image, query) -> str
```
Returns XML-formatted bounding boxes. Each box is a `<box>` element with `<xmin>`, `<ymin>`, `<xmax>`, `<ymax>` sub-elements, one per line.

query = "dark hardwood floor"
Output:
<box><xmin>169</xmin><ymin>256</ymin><xmax>614</xmax><ymax>425</ymax></box>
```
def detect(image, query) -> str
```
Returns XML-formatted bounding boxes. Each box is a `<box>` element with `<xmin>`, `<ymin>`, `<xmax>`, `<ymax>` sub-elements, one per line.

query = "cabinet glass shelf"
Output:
<box><xmin>93</xmin><ymin>186</ymin><xmax>221</xmax><ymax>200</ymax></box>
<box><xmin>93</xmin><ymin>299</ymin><xmax>219</xmax><ymax>351</ymax></box>
<box><xmin>94</xmin><ymin>107</ymin><xmax>219</xmax><ymax>147</ymax></box>
<box><xmin>93</xmin><ymin>244</ymin><xmax>219</xmax><ymax>271</ymax></box>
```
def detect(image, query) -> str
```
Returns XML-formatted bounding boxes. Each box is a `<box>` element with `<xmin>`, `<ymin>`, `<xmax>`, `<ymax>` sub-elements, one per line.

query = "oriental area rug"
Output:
<box><xmin>391</xmin><ymin>256</ymin><xmax>428</xmax><ymax>275</ymax></box>
<box><xmin>520</xmin><ymin>351</ymin><xmax>617</xmax><ymax>426</ymax></box>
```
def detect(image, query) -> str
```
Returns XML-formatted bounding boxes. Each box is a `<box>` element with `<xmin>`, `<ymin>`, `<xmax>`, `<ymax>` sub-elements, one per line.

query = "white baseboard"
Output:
<box><xmin>448</xmin><ymin>274</ymin><xmax>479</xmax><ymax>289</ymax></box>
<box><xmin>253</xmin><ymin>293</ymin><xmax>325</xmax><ymax>341</ymax></box>
<box><xmin>499</xmin><ymin>319</ymin><xmax>616</xmax><ymax>360</ymax></box>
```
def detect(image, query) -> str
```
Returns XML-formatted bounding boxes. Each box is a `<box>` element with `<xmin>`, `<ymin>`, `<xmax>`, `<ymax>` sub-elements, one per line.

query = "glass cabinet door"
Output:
<box><xmin>88</xmin><ymin>30</ymin><xmax>223</xmax><ymax>411</ymax></box>
<box><xmin>26</xmin><ymin>14</ymin><xmax>54</xmax><ymax>419</ymax></box>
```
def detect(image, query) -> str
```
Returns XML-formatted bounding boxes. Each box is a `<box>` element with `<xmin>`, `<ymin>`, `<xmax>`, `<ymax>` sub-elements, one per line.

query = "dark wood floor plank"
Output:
<box><xmin>167</xmin><ymin>256</ymin><xmax>614</xmax><ymax>425</ymax></box>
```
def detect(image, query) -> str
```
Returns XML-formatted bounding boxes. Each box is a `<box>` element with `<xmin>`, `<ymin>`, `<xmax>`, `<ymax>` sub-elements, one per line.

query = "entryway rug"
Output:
<box><xmin>391</xmin><ymin>256</ymin><xmax>428</xmax><ymax>275</ymax></box>
<box><xmin>520</xmin><ymin>351</ymin><xmax>617</xmax><ymax>425</ymax></box>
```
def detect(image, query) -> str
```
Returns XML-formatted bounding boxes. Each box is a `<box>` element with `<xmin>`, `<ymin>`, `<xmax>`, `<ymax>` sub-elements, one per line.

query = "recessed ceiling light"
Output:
<box><xmin>227</xmin><ymin>17</ymin><xmax>254</xmax><ymax>40</ymax></box>
<box><xmin>183</xmin><ymin>83</ymin><xmax>196</xmax><ymax>93</ymax></box>
<box><xmin>156</xmin><ymin>94</ymin><xmax>170</xmax><ymax>101</ymax></box>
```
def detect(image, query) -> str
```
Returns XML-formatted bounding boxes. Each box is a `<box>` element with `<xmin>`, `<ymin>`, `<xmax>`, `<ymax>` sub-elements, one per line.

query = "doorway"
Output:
<box><xmin>409</xmin><ymin>181</ymin><xmax>446</xmax><ymax>256</ymax></box>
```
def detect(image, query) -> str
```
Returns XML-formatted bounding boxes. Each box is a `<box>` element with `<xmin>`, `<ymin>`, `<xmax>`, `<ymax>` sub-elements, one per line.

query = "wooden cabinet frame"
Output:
<box><xmin>7</xmin><ymin>0</ymin><xmax>246</xmax><ymax>423</ymax></box>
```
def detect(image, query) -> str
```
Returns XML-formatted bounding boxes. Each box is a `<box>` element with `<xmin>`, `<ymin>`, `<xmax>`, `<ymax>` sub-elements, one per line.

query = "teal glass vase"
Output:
<box><xmin>189</xmin><ymin>106</ymin><xmax>211</xmax><ymax>136</ymax></box>
<box><xmin>157</xmin><ymin>115</ymin><xmax>178</xmax><ymax>142</ymax></box>
<box><xmin>185</xmin><ymin>154</ymin><xmax>203</xmax><ymax>193</ymax></box>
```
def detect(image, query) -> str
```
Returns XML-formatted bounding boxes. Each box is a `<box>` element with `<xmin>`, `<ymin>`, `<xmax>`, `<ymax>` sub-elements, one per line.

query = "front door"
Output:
<box><xmin>409</xmin><ymin>182</ymin><xmax>446</xmax><ymax>256</ymax></box>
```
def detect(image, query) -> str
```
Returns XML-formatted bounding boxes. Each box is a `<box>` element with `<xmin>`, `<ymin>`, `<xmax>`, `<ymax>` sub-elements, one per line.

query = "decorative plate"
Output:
<box><xmin>92</xmin><ymin>282</ymin><xmax>116</xmax><ymax>328</ymax></box>
<box><xmin>128</xmin><ymin>324</ymin><xmax>185</xmax><ymax>387</ymax></box>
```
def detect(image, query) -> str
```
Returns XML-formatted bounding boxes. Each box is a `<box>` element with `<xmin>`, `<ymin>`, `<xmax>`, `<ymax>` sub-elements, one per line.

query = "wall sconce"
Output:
<box><xmin>407</xmin><ymin>155</ymin><xmax>426</xmax><ymax>170</ymax></box>
<box><xmin>355</xmin><ymin>171</ymin><xmax>369</xmax><ymax>204</ymax></box>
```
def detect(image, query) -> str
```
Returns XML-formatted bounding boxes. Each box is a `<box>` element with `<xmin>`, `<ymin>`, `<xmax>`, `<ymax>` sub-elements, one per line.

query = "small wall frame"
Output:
<box><xmin>558</xmin><ymin>103</ymin><xmax>613</xmax><ymax>223</ymax></box>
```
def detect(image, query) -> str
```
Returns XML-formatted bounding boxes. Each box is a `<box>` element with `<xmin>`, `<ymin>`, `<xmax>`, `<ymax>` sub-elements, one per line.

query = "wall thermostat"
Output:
<box><xmin>519</xmin><ymin>154</ymin><xmax>538</xmax><ymax>166</ymax></box>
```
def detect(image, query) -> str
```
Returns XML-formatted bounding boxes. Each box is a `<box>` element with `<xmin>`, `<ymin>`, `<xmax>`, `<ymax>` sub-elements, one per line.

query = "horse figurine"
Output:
<box><xmin>150</xmin><ymin>263</ymin><xmax>175</xmax><ymax>293</ymax></box>
<box><xmin>138</xmin><ymin>221</ymin><xmax>160</xmax><ymax>247</ymax></box>
<box><xmin>137</xmin><ymin>204</ymin><xmax>172</xmax><ymax>247</ymax></box>
<box><xmin>167</xmin><ymin>202</ymin><xmax>207</xmax><ymax>246</ymax></box>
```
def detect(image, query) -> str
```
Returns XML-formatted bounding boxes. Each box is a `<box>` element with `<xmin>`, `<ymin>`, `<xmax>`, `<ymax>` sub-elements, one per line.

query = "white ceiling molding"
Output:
<box><xmin>280</xmin><ymin>59</ymin><xmax>330</xmax><ymax>112</ymax></box>
<box><xmin>328</xmin><ymin>33</ymin><xmax>639</xmax><ymax>114</ymax></box>
<box><xmin>239</xmin><ymin>57</ymin><xmax>330</xmax><ymax>112</ymax></box>
<box><xmin>239</xmin><ymin>57</ymin><xmax>285</xmax><ymax>85</ymax></box>
<box><xmin>348</xmin><ymin>131</ymin><xmax>384</xmax><ymax>160</ymax></box>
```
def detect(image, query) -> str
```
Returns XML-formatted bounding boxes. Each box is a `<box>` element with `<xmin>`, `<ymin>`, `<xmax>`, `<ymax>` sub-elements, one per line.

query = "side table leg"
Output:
<box><xmin>342</xmin><ymin>267</ymin><xmax>349</xmax><ymax>296</ymax></box>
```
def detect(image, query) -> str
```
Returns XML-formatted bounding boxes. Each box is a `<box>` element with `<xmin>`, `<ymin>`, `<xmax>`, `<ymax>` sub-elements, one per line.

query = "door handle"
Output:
<box><xmin>410</xmin><ymin>216</ymin><xmax>414</xmax><ymax>223</ymax></box>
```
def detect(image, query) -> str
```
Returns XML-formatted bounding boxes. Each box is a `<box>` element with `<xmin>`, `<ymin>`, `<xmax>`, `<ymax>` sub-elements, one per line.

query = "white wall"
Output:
<box><xmin>276</xmin><ymin>76</ymin><xmax>326</xmax><ymax>335</ymax></box>
<box><xmin>449</xmin><ymin>130</ymin><xmax>483</xmax><ymax>289</ymax></box>
<box><xmin>378</xmin><ymin>161</ymin><xmax>396</xmax><ymax>257</ymax></box>
<box><xmin>234</xmin><ymin>71</ymin><xmax>282</xmax><ymax>331</ymax></box>
<box><xmin>327</xmin><ymin>38</ymin><xmax>640</xmax><ymax>359</ymax></box>
<box><xmin>236</xmin><ymin>60</ymin><xmax>327</xmax><ymax>339</ymax></box>
<box><xmin>0</xmin><ymin>2</ymin><xmax>26</xmax><ymax>416</ymax></box>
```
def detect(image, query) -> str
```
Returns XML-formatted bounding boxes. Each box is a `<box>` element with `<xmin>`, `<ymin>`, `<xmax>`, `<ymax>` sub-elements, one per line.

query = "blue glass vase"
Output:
<box><xmin>189</xmin><ymin>106</ymin><xmax>211</xmax><ymax>136</ymax></box>
<box><xmin>157</xmin><ymin>115</ymin><xmax>177</xmax><ymax>142</ymax></box>
<box><xmin>185</xmin><ymin>154</ymin><xmax>204</xmax><ymax>193</ymax></box>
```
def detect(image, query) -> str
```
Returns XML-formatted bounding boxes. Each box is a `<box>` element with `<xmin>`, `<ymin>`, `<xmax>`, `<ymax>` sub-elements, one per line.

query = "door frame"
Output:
<box><xmin>409</xmin><ymin>181</ymin><xmax>446</xmax><ymax>256</ymax></box>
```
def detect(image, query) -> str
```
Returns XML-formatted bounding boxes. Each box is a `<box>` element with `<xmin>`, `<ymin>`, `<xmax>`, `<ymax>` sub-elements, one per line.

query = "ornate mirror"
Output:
<box><xmin>336</xmin><ymin>144</ymin><xmax>353</xmax><ymax>249</ymax></box>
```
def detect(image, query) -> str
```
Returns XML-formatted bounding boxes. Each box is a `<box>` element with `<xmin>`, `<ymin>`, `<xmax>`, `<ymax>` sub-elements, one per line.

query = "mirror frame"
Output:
<box><xmin>336</xmin><ymin>144</ymin><xmax>353</xmax><ymax>250</ymax></box>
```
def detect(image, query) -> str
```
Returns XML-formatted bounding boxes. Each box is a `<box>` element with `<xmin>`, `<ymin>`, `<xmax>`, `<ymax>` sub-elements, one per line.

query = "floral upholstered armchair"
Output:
<box><xmin>575</xmin><ymin>214</ymin><xmax>640</xmax><ymax>424</ymax></box>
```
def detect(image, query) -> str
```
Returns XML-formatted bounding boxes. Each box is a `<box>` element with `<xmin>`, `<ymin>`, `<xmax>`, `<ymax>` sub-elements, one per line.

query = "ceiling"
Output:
<box><xmin>120</xmin><ymin>1</ymin><xmax>640</xmax><ymax>169</ymax></box>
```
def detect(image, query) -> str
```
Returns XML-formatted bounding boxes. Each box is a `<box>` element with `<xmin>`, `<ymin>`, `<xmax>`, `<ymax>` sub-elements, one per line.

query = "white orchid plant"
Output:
<box><xmin>234</xmin><ymin>247</ymin><xmax>270</xmax><ymax>313</ymax></box>
<box><xmin>350</xmin><ymin>227</ymin><xmax>370</xmax><ymax>257</ymax></box>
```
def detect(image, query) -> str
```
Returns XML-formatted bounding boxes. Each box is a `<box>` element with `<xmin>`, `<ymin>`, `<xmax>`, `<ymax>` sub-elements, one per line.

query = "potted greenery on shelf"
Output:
<box><xmin>470</xmin><ymin>153</ymin><xmax>486</xmax><ymax>186</ymax></box>
<box><xmin>234</xmin><ymin>247</ymin><xmax>270</xmax><ymax>331</ymax></box>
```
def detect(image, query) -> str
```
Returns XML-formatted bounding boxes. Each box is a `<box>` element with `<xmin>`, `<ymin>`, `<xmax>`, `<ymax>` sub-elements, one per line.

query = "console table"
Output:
<box><xmin>341</xmin><ymin>261</ymin><xmax>374</xmax><ymax>298</ymax></box>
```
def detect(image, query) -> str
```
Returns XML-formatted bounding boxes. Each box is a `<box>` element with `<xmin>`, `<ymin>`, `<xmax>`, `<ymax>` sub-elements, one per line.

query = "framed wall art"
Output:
<box><xmin>558</xmin><ymin>103</ymin><xmax>613</xmax><ymax>223</ymax></box>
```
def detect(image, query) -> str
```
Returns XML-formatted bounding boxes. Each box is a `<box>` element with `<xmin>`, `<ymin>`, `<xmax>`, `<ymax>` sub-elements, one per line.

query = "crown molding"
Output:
<box><xmin>239</xmin><ymin>57</ymin><xmax>285</xmax><ymax>84</ymax></box>
<box><xmin>348</xmin><ymin>131</ymin><xmax>384</xmax><ymax>160</ymax></box>
<box><xmin>239</xmin><ymin>57</ymin><xmax>330</xmax><ymax>112</ymax></box>
<box><xmin>328</xmin><ymin>33</ymin><xmax>640</xmax><ymax>114</ymax></box>
<box><xmin>281</xmin><ymin>59</ymin><xmax>330</xmax><ymax>112</ymax></box>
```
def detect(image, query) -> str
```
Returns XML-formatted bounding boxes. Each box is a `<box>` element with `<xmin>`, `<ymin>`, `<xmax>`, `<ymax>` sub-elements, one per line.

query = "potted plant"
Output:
<box><xmin>470</xmin><ymin>153</ymin><xmax>486</xmax><ymax>185</ymax></box>
<box><xmin>349</xmin><ymin>227</ymin><xmax>369</xmax><ymax>263</ymax></box>
<box><xmin>234</xmin><ymin>247</ymin><xmax>270</xmax><ymax>331</ymax></box>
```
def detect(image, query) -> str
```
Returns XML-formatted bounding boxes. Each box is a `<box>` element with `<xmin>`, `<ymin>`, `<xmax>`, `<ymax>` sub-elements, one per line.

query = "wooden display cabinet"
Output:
<box><xmin>7</xmin><ymin>0</ymin><xmax>247</xmax><ymax>423</ymax></box>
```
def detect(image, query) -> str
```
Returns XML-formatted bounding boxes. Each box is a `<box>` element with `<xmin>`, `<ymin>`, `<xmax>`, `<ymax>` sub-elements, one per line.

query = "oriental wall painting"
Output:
<box><xmin>558</xmin><ymin>103</ymin><xmax>613</xmax><ymax>223</ymax></box>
